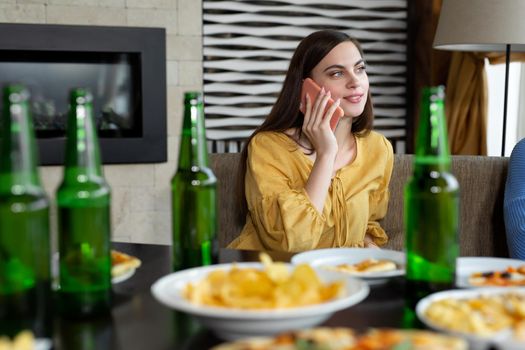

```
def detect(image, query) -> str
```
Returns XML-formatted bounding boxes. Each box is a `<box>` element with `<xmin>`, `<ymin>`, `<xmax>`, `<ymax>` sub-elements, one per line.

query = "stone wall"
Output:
<box><xmin>0</xmin><ymin>0</ymin><xmax>202</xmax><ymax>244</ymax></box>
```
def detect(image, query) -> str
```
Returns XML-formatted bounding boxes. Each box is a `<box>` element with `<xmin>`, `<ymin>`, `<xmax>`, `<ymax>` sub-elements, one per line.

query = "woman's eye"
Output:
<box><xmin>331</xmin><ymin>71</ymin><xmax>343</xmax><ymax>77</ymax></box>
<box><xmin>356</xmin><ymin>65</ymin><xmax>366</xmax><ymax>73</ymax></box>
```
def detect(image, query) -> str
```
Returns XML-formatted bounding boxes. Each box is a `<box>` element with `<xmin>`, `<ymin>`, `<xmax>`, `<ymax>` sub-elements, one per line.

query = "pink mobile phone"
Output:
<box><xmin>300</xmin><ymin>78</ymin><xmax>344</xmax><ymax>131</ymax></box>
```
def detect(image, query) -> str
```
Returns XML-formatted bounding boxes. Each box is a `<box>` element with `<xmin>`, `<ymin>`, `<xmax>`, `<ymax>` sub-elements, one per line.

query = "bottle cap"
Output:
<box><xmin>423</xmin><ymin>85</ymin><xmax>445</xmax><ymax>101</ymax></box>
<box><xmin>184</xmin><ymin>91</ymin><xmax>203</xmax><ymax>104</ymax></box>
<box><xmin>69</xmin><ymin>88</ymin><xmax>93</xmax><ymax>104</ymax></box>
<box><xmin>3</xmin><ymin>84</ymin><xmax>30</xmax><ymax>103</ymax></box>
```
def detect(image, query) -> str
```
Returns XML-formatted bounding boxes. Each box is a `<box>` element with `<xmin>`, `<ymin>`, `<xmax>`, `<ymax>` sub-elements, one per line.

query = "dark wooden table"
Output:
<box><xmin>51</xmin><ymin>243</ymin><xmax>409</xmax><ymax>350</ymax></box>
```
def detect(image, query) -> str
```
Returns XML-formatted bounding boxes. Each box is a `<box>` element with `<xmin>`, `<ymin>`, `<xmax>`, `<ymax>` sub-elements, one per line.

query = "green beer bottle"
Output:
<box><xmin>171</xmin><ymin>92</ymin><xmax>218</xmax><ymax>271</ymax></box>
<box><xmin>57</xmin><ymin>88</ymin><xmax>111</xmax><ymax>317</ymax></box>
<box><xmin>404</xmin><ymin>86</ymin><xmax>459</xmax><ymax>304</ymax></box>
<box><xmin>0</xmin><ymin>84</ymin><xmax>51</xmax><ymax>337</ymax></box>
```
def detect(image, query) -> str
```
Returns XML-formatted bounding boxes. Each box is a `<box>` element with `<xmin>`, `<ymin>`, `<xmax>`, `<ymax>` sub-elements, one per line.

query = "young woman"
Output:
<box><xmin>229</xmin><ymin>30</ymin><xmax>394</xmax><ymax>253</ymax></box>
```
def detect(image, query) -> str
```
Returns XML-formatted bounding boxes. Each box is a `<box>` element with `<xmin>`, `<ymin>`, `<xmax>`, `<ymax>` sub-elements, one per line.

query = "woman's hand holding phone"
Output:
<box><xmin>302</xmin><ymin>85</ymin><xmax>340</xmax><ymax>213</ymax></box>
<box><xmin>300</xmin><ymin>78</ymin><xmax>344</xmax><ymax>131</ymax></box>
<box><xmin>301</xmin><ymin>85</ymin><xmax>339</xmax><ymax>160</ymax></box>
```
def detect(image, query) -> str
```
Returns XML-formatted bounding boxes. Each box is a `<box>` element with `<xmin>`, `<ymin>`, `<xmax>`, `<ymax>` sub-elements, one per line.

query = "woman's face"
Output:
<box><xmin>310</xmin><ymin>41</ymin><xmax>369</xmax><ymax>119</ymax></box>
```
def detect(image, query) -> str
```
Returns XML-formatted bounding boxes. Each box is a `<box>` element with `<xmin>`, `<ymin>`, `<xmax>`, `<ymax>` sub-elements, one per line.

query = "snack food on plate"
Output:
<box><xmin>111</xmin><ymin>250</ymin><xmax>141</xmax><ymax>278</ymax></box>
<box><xmin>0</xmin><ymin>330</ymin><xmax>35</xmax><ymax>350</ymax></box>
<box><xmin>183</xmin><ymin>253</ymin><xmax>344</xmax><ymax>309</ymax></box>
<box><xmin>424</xmin><ymin>292</ymin><xmax>525</xmax><ymax>340</ymax></box>
<box><xmin>212</xmin><ymin>327</ymin><xmax>467</xmax><ymax>350</ymax></box>
<box><xmin>468</xmin><ymin>265</ymin><xmax>525</xmax><ymax>286</ymax></box>
<box><xmin>324</xmin><ymin>258</ymin><xmax>397</xmax><ymax>275</ymax></box>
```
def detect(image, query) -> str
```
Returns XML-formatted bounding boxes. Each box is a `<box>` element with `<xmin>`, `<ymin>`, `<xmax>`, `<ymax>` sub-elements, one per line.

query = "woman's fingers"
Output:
<box><xmin>304</xmin><ymin>88</ymin><xmax>322</xmax><ymax>133</ymax></box>
<box><xmin>302</xmin><ymin>87</ymin><xmax>339</xmax><ymax>152</ymax></box>
<box><xmin>322</xmin><ymin>98</ymin><xmax>341</xmax><ymax>128</ymax></box>
<box><xmin>364</xmin><ymin>234</ymin><xmax>380</xmax><ymax>249</ymax></box>
<box><xmin>308</xmin><ymin>87</ymin><xmax>331</xmax><ymax>128</ymax></box>
<box><xmin>309</xmin><ymin>87</ymin><xmax>324</xmax><ymax>124</ymax></box>
<box><xmin>314</xmin><ymin>90</ymin><xmax>330</xmax><ymax>125</ymax></box>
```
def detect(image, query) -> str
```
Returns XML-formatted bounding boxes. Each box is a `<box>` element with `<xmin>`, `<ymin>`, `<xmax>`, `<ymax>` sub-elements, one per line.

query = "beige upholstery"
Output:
<box><xmin>210</xmin><ymin>153</ymin><xmax>509</xmax><ymax>257</ymax></box>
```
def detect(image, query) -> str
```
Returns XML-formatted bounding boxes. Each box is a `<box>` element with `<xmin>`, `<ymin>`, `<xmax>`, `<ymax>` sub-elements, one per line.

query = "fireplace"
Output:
<box><xmin>0</xmin><ymin>23</ymin><xmax>166</xmax><ymax>165</ymax></box>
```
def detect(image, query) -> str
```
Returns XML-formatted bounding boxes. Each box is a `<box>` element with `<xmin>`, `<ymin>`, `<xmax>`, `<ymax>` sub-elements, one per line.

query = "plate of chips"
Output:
<box><xmin>151</xmin><ymin>255</ymin><xmax>369</xmax><ymax>340</ymax></box>
<box><xmin>0</xmin><ymin>331</ymin><xmax>52</xmax><ymax>350</ymax></box>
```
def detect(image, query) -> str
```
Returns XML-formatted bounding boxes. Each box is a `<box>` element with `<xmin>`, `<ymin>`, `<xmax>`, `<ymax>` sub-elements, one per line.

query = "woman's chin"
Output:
<box><xmin>342</xmin><ymin>107</ymin><xmax>365</xmax><ymax>119</ymax></box>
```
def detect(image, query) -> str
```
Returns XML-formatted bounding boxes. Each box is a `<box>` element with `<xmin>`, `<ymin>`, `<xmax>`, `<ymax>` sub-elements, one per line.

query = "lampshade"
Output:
<box><xmin>434</xmin><ymin>0</ymin><xmax>525</xmax><ymax>52</ymax></box>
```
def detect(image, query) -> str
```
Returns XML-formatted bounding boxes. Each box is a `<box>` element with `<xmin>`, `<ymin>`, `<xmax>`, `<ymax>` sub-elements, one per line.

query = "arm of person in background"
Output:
<box><xmin>504</xmin><ymin>138</ymin><xmax>525</xmax><ymax>260</ymax></box>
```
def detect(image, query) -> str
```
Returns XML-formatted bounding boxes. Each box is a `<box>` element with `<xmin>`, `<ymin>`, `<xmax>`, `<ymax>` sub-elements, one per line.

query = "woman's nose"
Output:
<box><xmin>346</xmin><ymin>74</ymin><xmax>359</xmax><ymax>88</ymax></box>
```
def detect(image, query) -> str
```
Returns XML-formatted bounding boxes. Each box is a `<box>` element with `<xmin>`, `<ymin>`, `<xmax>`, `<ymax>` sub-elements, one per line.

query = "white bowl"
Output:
<box><xmin>151</xmin><ymin>262</ymin><xmax>369</xmax><ymax>340</ymax></box>
<box><xmin>416</xmin><ymin>287</ymin><xmax>525</xmax><ymax>350</ymax></box>
<box><xmin>36</xmin><ymin>339</ymin><xmax>52</xmax><ymax>350</ymax></box>
<box><xmin>497</xmin><ymin>338</ymin><xmax>525</xmax><ymax>350</ymax></box>
<box><xmin>291</xmin><ymin>248</ymin><xmax>405</xmax><ymax>285</ymax></box>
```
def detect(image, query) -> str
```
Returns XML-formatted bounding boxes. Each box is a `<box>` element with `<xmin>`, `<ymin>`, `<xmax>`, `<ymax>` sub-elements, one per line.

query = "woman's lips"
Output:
<box><xmin>345</xmin><ymin>94</ymin><xmax>364</xmax><ymax>103</ymax></box>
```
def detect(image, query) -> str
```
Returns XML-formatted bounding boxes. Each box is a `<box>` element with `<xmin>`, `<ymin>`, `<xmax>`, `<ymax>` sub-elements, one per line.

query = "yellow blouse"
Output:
<box><xmin>228</xmin><ymin>130</ymin><xmax>394</xmax><ymax>253</ymax></box>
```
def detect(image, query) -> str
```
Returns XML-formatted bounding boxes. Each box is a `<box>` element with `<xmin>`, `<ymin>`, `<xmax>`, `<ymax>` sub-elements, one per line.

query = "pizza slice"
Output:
<box><xmin>468</xmin><ymin>265</ymin><xmax>525</xmax><ymax>287</ymax></box>
<box><xmin>325</xmin><ymin>258</ymin><xmax>397</xmax><ymax>275</ymax></box>
<box><xmin>111</xmin><ymin>250</ymin><xmax>141</xmax><ymax>278</ymax></box>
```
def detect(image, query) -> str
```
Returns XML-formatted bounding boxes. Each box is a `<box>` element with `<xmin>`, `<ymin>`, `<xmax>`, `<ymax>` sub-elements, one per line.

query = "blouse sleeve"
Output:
<box><xmin>244</xmin><ymin>134</ymin><xmax>326</xmax><ymax>252</ymax></box>
<box><xmin>366</xmin><ymin>136</ymin><xmax>394</xmax><ymax>246</ymax></box>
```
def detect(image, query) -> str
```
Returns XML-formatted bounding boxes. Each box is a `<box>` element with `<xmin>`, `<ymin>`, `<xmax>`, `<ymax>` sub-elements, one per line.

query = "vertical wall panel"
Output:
<box><xmin>203</xmin><ymin>0</ymin><xmax>408</xmax><ymax>153</ymax></box>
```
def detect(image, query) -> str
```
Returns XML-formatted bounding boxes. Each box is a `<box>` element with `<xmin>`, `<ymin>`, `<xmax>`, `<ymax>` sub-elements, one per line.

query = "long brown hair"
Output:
<box><xmin>235</xmin><ymin>30</ymin><xmax>374</xmax><ymax>221</ymax></box>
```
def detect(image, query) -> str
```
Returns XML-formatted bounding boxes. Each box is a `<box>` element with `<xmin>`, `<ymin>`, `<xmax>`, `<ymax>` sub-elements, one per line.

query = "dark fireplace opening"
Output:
<box><xmin>0</xmin><ymin>23</ymin><xmax>166</xmax><ymax>165</ymax></box>
<box><xmin>0</xmin><ymin>50</ymin><xmax>142</xmax><ymax>138</ymax></box>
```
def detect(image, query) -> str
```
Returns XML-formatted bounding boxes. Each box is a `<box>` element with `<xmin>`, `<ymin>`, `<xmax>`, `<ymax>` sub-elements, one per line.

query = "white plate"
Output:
<box><xmin>416</xmin><ymin>287</ymin><xmax>525</xmax><ymax>350</ymax></box>
<box><xmin>36</xmin><ymin>338</ymin><xmax>52</xmax><ymax>350</ymax></box>
<box><xmin>111</xmin><ymin>267</ymin><xmax>136</xmax><ymax>284</ymax></box>
<box><xmin>456</xmin><ymin>257</ymin><xmax>525</xmax><ymax>288</ymax></box>
<box><xmin>151</xmin><ymin>262</ymin><xmax>369</xmax><ymax>340</ymax></box>
<box><xmin>291</xmin><ymin>248</ymin><xmax>405</xmax><ymax>285</ymax></box>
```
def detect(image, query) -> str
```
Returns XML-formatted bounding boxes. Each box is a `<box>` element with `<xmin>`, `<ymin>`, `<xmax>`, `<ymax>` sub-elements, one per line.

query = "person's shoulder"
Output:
<box><xmin>249</xmin><ymin>131</ymin><xmax>295</xmax><ymax>156</ymax></box>
<box><xmin>247</xmin><ymin>131</ymin><xmax>299</xmax><ymax>169</ymax></box>
<box><xmin>361</xmin><ymin>131</ymin><xmax>393</xmax><ymax>152</ymax></box>
<box><xmin>508</xmin><ymin>138</ymin><xmax>525</xmax><ymax>171</ymax></box>
<box><xmin>250</xmin><ymin>131</ymin><xmax>289</xmax><ymax>148</ymax></box>
<box><xmin>252</xmin><ymin>131</ymin><xmax>283</xmax><ymax>142</ymax></box>
<box><xmin>511</xmin><ymin>138</ymin><xmax>525</xmax><ymax>157</ymax></box>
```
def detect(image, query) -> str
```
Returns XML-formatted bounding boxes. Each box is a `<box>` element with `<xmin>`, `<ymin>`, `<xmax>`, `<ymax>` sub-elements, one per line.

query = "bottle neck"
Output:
<box><xmin>178</xmin><ymin>99</ymin><xmax>209</xmax><ymax>169</ymax></box>
<box><xmin>63</xmin><ymin>101</ymin><xmax>104</xmax><ymax>181</ymax></box>
<box><xmin>414</xmin><ymin>87</ymin><xmax>451</xmax><ymax>172</ymax></box>
<box><xmin>0</xmin><ymin>90</ymin><xmax>42</xmax><ymax>189</ymax></box>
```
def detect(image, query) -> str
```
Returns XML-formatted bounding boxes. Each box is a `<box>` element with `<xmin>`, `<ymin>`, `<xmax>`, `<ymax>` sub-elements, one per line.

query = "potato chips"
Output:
<box><xmin>184</xmin><ymin>253</ymin><xmax>344</xmax><ymax>309</ymax></box>
<box><xmin>0</xmin><ymin>331</ymin><xmax>35</xmax><ymax>350</ymax></box>
<box><xmin>424</xmin><ymin>292</ymin><xmax>525</xmax><ymax>338</ymax></box>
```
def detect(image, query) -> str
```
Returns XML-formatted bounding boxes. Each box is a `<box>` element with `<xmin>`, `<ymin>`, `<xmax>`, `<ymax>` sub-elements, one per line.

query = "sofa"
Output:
<box><xmin>210</xmin><ymin>153</ymin><xmax>510</xmax><ymax>257</ymax></box>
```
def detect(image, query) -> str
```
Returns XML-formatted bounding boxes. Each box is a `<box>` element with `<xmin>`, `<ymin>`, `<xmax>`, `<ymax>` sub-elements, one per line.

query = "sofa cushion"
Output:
<box><xmin>210</xmin><ymin>153</ymin><xmax>509</xmax><ymax>257</ymax></box>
